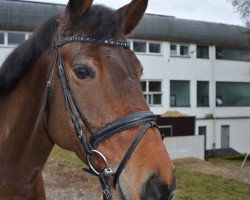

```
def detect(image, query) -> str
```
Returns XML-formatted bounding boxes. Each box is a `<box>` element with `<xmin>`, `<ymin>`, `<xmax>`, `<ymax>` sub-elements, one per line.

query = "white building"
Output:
<box><xmin>1</xmin><ymin>0</ymin><xmax>250</xmax><ymax>155</ymax></box>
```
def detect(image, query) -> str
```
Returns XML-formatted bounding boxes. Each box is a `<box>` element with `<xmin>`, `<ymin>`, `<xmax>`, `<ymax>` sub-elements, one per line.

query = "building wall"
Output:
<box><xmin>136</xmin><ymin>40</ymin><xmax>250</xmax><ymax>154</ymax></box>
<box><xmin>0</xmin><ymin>47</ymin><xmax>13</xmax><ymax>65</ymax></box>
<box><xmin>1</xmin><ymin>31</ymin><xmax>249</xmax><ymax>154</ymax></box>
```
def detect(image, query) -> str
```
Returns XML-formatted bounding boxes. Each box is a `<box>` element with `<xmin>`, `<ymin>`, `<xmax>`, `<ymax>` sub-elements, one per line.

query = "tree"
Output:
<box><xmin>230</xmin><ymin>0</ymin><xmax>250</xmax><ymax>27</ymax></box>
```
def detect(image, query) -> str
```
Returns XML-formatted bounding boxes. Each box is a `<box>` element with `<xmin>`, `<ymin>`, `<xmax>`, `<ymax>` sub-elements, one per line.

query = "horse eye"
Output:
<box><xmin>73</xmin><ymin>65</ymin><xmax>95</xmax><ymax>79</ymax></box>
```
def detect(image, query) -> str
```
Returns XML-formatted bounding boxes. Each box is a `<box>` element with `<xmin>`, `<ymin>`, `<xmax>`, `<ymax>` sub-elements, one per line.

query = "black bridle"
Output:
<box><xmin>44</xmin><ymin>36</ymin><xmax>159</xmax><ymax>200</ymax></box>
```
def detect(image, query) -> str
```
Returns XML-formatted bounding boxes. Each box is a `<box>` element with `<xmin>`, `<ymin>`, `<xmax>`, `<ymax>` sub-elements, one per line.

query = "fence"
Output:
<box><xmin>163</xmin><ymin>135</ymin><xmax>205</xmax><ymax>160</ymax></box>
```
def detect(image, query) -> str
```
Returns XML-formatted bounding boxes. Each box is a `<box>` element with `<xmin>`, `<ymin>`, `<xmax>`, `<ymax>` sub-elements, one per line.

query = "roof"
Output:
<box><xmin>132</xmin><ymin>14</ymin><xmax>250</xmax><ymax>48</ymax></box>
<box><xmin>0</xmin><ymin>0</ymin><xmax>64</xmax><ymax>31</ymax></box>
<box><xmin>1</xmin><ymin>0</ymin><xmax>250</xmax><ymax>48</ymax></box>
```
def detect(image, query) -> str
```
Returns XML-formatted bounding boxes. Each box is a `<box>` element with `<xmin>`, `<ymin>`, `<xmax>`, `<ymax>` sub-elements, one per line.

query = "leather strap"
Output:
<box><xmin>113</xmin><ymin>122</ymin><xmax>156</xmax><ymax>186</ymax></box>
<box><xmin>90</xmin><ymin>111</ymin><xmax>156</xmax><ymax>148</ymax></box>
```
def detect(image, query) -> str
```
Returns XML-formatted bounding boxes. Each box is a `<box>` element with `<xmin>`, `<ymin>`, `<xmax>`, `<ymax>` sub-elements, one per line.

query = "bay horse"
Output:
<box><xmin>0</xmin><ymin>0</ymin><xmax>176</xmax><ymax>199</ymax></box>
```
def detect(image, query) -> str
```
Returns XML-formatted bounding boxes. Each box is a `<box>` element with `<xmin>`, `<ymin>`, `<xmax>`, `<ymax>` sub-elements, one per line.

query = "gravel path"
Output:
<box><xmin>43</xmin><ymin>158</ymin><xmax>107</xmax><ymax>200</ymax></box>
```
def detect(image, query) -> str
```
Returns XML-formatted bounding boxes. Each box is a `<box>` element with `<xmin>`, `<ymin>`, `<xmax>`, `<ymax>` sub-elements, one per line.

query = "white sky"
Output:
<box><xmin>25</xmin><ymin>0</ymin><xmax>244</xmax><ymax>26</ymax></box>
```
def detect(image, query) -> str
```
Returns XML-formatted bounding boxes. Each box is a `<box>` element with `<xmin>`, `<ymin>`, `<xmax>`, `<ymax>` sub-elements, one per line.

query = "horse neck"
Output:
<box><xmin>0</xmin><ymin>51</ymin><xmax>54</xmax><ymax>186</ymax></box>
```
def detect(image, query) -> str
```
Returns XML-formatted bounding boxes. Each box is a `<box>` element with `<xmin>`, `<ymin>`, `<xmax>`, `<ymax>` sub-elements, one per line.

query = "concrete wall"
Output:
<box><xmin>164</xmin><ymin>135</ymin><xmax>205</xmax><ymax>160</ymax></box>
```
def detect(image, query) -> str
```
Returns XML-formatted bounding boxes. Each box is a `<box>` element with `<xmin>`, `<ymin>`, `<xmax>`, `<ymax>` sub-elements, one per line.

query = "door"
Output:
<box><xmin>221</xmin><ymin>125</ymin><xmax>230</xmax><ymax>148</ymax></box>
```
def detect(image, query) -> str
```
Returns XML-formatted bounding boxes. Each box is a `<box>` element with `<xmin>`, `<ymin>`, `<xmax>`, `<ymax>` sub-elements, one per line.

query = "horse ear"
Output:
<box><xmin>66</xmin><ymin>0</ymin><xmax>93</xmax><ymax>18</ymax></box>
<box><xmin>59</xmin><ymin>0</ymin><xmax>93</xmax><ymax>36</ymax></box>
<box><xmin>118</xmin><ymin>0</ymin><xmax>148</xmax><ymax>35</ymax></box>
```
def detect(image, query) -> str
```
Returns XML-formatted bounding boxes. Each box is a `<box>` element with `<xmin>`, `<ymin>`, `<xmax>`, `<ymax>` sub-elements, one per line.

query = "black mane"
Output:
<box><xmin>0</xmin><ymin>5</ymin><xmax>122</xmax><ymax>96</ymax></box>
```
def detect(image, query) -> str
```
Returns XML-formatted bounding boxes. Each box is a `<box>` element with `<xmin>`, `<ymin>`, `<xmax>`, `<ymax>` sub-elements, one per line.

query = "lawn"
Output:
<box><xmin>173</xmin><ymin>166</ymin><xmax>249</xmax><ymax>200</ymax></box>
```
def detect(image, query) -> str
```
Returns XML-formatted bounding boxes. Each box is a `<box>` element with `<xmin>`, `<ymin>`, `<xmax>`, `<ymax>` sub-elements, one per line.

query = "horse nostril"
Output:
<box><xmin>140</xmin><ymin>173</ymin><xmax>176</xmax><ymax>200</ymax></box>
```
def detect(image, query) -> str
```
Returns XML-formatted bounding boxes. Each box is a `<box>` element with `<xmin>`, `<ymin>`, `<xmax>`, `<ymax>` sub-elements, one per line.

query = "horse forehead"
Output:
<box><xmin>70</xmin><ymin>45</ymin><xmax>140</xmax><ymax>70</ymax></box>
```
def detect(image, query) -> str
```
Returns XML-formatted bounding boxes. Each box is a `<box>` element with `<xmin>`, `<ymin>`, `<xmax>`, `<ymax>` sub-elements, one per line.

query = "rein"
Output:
<box><xmin>44</xmin><ymin>36</ymin><xmax>158</xmax><ymax>200</ymax></box>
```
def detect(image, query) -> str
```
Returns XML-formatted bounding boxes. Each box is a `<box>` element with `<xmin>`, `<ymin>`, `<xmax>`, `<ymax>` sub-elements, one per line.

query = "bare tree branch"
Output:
<box><xmin>230</xmin><ymin>0</ymin><xmax>250</xmax><ymax>26</ymax></box>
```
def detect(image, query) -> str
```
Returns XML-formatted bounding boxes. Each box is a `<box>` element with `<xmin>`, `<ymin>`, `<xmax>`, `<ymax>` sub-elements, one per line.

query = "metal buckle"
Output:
<box><xmin>87</xmin><ymin>150</ymin><xmax>110</xmax><ymax>176</ymax></box>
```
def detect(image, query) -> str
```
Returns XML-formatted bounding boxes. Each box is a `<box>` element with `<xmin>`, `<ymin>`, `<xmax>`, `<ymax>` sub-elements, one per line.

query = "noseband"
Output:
<box><xmin>44</xmin><ymin>36</ymin><xmax>159</xmax><ymax>200</ymax></box>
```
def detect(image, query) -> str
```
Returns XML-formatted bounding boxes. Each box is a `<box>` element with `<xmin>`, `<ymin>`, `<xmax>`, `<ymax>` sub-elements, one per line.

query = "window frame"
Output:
<box><xmin>197</xmin><ymin>45</ymin><xmax>209</xmax><ymax>59</ymax></box>
<box><xmin>133</xmin><ymin>41</ymin><xmax>147</xmax><ymax>53</ymax></box>
<box><xmin>197</xmin><ymin>81</ymin><xmax>210</xmax><ymax>107</ymax></box>
<box><xmin>7</xmin><ymin>32</ymin><xmax>26</xmax><ymax>46</ymax></box>
<box><xmin>170</xmin><ymin>80</ymin><xmax>191</xmax><ymax>107</ymax></box>
<box><xmin>216</xmin><ymin>46</ymin><xmax>250</xmax><ymax>62</ymax></box>
<box><xmin>0</xmin><ymin>31</ymin><xmax>31</xmax><ymax>47</ymax></box>
<box><xmin>170</xmin><ymin>43</ymin><xmax>190</xmax><ymax>57</ymax></box>
<box><xmin>216</xmin><ymin>81</ymin><xmax>250</xmax><ymax>107</ymax></box>
<box><xmin>130</xmin><ymin>40</ymin><xmax>162</xmax><ymax>55</ymax></box>
<box><xmin>141</xmin><ymin>80</ymin><xmax>163</xmax><ymax>106</ymax></box>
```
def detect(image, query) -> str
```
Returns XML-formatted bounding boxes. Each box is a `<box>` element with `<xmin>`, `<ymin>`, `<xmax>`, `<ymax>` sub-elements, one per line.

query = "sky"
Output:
<box><xmin>25</xmin><ymin>0</ymin><xmax>244</xmax><ymax>26</ymax></box>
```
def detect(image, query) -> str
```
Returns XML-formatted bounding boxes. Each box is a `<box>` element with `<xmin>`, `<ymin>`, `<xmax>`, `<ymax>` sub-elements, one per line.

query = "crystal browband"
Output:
<box><xmin>55</xmin><ymin>36</ymin><xmax>130</xmax><ymax>48</ymax></box>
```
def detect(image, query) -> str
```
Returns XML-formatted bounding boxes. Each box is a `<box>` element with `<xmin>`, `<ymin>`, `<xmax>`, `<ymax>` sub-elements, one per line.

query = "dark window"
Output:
<box><xmin>149</xmin><ymin>81</ymin><xmax>161</xmax><ymax>92</ymax></box>
<box><xmin>8</xmin><ymin>32</ymin><xmax>25</xmax><ymax>45</ymax></box>
<box><xmin>170</xmin><ymin>80</ymin><xmax>190</xmax><ymax>107</ymax></box>
<box><xmin>180</xmin><ymin>45</ymin><xmax>189</xmax><ymax>56</ymax></box>
<box><xmin>216</xmin><ymin>47</ymin><xmax>250</xmax><ymax>61</ymax></box>
<box><xmin>149</xmin><ymin>43</ymin><xmax>161</xmax><ymax>53</ymax></box>
<box><xmin>0</xmin><ymin>33</ymin><xmax>4</xmax><ymax>44</ymax></box>
<box><xmin>197</xmin><ymin>81</ymin><xmax>209</xmax><ymax>107</ymax></box>
<box><xmin>133</xmin><ymin>41</ymin><xmax>146</xmax><ymax>53</ymax></box>
<box><xmin>197</xmin><ymin>45</ymin><xmax>209</xmax><ymax>59</ymax></box>
<box><xmin>141</xmin><ymin>81</ymin><xmax>146</xmax><ymax>92</ymax></box>
<box><xmin>198</xmin><ymin>126</ymin><xmax>207</xmax><ymax>148</ymax></box>
<box><xmin>141</xmin><ymin>80</ymin><xmax>162</xmax><ymax>105</ymax></box>
<box><xmin>216</xmin><ymin>82</ymin><xmax>250</xmax><ymax>106</ymax></box>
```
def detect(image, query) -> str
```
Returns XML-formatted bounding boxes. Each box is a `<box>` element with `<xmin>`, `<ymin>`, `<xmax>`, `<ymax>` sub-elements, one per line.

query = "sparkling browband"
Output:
<box><xmin>55</xmin><ymin>36</ymin><xmax>130</xmax><ymax>48</ymax></box>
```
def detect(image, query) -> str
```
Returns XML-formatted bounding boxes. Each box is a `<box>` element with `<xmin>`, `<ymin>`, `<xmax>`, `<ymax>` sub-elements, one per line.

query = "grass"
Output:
<box><xmin>208</xmin><ymin>155</ymin><xmax>250</xmax><ymax>163</ymax></box>
<box><xmin>50</xmin><ymin>145</ymin><xmax>83</xmax><ymax>166</ymax></box>
<box><xmin>49</xmin><ymin>146</ymin><xmax>250</xmax><ymax>200</ymax></box>
<box><xmin>174</xmin><ymin>166</ymin><xmax>250</xmax><ymax>200</ymax></box>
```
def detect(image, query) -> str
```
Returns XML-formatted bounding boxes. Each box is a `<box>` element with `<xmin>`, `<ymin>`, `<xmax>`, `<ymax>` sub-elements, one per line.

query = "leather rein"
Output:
<box><xmin>44</xmin><ymin>36</ymin><xmax>159</xmax><ymax>200</ymax></box>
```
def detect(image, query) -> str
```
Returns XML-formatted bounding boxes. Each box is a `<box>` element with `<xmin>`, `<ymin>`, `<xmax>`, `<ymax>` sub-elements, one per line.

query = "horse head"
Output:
<box><xmin>44</xmin><ymin>0</ymin><xmax>176</xmax><ymax>199</ymax></box>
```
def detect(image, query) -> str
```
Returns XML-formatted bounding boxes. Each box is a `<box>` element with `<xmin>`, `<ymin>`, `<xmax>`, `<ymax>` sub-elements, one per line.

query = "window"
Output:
<box><xmin>197</xmin><ymin>45</ymin><xmax>209</xmax><ymax>59</ymax></box>
<box><xmin>180</xmin><ymin>45</ymin><xmax>189</xmax><ymax>56</ymax></box>
<box><xmin>8</xmin><ymin>32</ymin><xmax>25</xmax><ymax>45</ymax></box>
<box><xmin>149</xmin><ymin>43</ymin><xmax>161</xmax><ymax>53</ymax></box>
<box><xmin>198</xmin><ymin>126</ymin><xmax>207</xmax><ymax>148</ymax></box>
<box><xmin>170</xmin><ymin>44</ymin><xmax>190</xmax><ymax>57</ymax></box>
<box><xmin>170</xmin><ymin>44</ymin><xmax>177</xmax><ymax>56</ymax></box>
<box><xmin>131</xmin><ymin>40</ymin><xmax>162</xmax><ymax>54</ymax></box>
<box><xmin>170</xmin><ymin>80</ymin><xmax>190</xmax><ymax>107</ymax></box>
<box><xmin>216</xmin><ymin>47</ymin><xmax>250</xmax><ymax>61</ymax></box>
<box><xmin>216</xmin><ymin>82</ymin><xmax>250</xmax><ymax>106</ymax></box>
<box><xmin>0</xmin><ymin>33</ymin><xmax>4</xmax><ymax>45</ymax></box>
<box><xmin>141</xmin><ymin>80</ymin><xmax>162</xmax><ymax>105</ymax></box>
<box><xmin>197</xmin><ymin>81</ymin><xmax>209</xmax><ymax>107</ymax></box>
<box><xmin>133</xmin><ymin>41</ymin><xmax>146</xmax><ymax>53</ymax></box>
